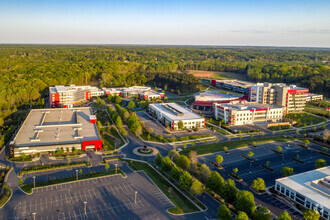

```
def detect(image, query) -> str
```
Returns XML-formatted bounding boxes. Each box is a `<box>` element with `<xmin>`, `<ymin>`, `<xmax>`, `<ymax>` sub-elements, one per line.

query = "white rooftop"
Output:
<box><xmin>194</xmin><ymin>90</ymin><xmax>242</xmax><ymax>101</ymax></box>
<box><xmin>150</xmin><ymin>103</ymin><xmax>204</xmax><ymax>121</ymax></box>
<box><xmin>276</xmin><ymin>166</ymin><xmax>330</xmax><ymax>210</ymax></box>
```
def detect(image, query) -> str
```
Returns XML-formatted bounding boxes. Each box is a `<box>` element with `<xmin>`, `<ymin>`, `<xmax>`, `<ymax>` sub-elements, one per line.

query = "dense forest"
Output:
<box><xmin>0</xmin><ymin>45</ymin><xmax>329</xmax><ymax>145</ymax></box>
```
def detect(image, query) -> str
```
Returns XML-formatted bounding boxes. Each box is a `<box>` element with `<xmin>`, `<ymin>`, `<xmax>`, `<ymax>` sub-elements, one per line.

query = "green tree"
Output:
<box><xmin>115</xmin><ymin>96</ymin><xmax>122</xmax><ymax>104</ymax></box>
<box><xmin>216</xmin><ymin>155</ymin><xmax>223</xmax><ymax>166</ymax></box>
<box><xmin>169</xmin><ymin>165</ymin><xmax>181</xmax><ymax>180</ymax></box>
<box><xmin>155</xmin><ymin>153</ymin><xmax>162</xmax><ymax>166</ymax></box>
<box><xmin>178</xmin><ymin>120</ymin><xmax>184</xmax><ymax>130</ymax></box>
<box><xmin>161</xmin><ymin>156</ymin><xmax>172</xmax><ymax>172</ymax></box>
<box><xmin>105</xmin><ymin>163</ymin><xmax>110</xmax><ymax>171</ymax></box>
<box><xmin>278</xmin><ymin>211</ymin><xmax>292</xmax><ymax>220</ymax></box>
<box><xmin>19</xmin><ymin>178</ymin><xmax>24</xmax><ymax>185</ymax></box>
<box><xmin>206</xmin><ymin>171</ymin><xmax>224</xmax><ymax>194</ymax></box>
<box><xmin>234</xmin><ymin>190</ymin><xmax>256</xmax><ymax>216</ymax></box>
<box><xmin>251</xmin><ymin>178</ymin><xmax>266</xmax><ymax>191</ymax></box>
<box><xmin>190</xmin><ymin>180</ymin><xmax>203</xmax><ymax>197</ymax></box>
<box><xmin>128</xmin><ymin>100</ymin><xmax>135</xmax><ymax>110</ymax></box>
<box><xmin>183</xmin><ymin>143</ymin><xmax>187</xmax><ymax>148</ymax></box>
<box><xmin>176</xmin><ymin>155</ymin><xmax>190</xmax><ymax>170</ymax></box>
<box><xmin>315</xmin><ymin>159</ymin><xmax>327</xmax><ymax>168</ymax></box>
<box><xmin>303</xmin><ymin>209</ymin><xmax>320</xmax><ymax>220</ymax></box>
<box><xmin>247</xmin><ymin>151</ymin><xmax>254</xmax><ymax>158</ymax></box>
<box><xmin>154</xmin><ymin>87</ymin><xmax>158</xmax><ymax>92</ymax></box>
<box><xmin>179</xmin><ymin>171</ymin><xmax>192</xmax><ymax>189</ymax></box>
<box><xmin>222</xmin><ymin>179</ymin><xmax>238</xmax><ymax>203</ymax></box>
<box><xmin>168</xmin><ymin>149</ymin><xmax>180</xmax><ymax>162</ymax></box>
<box><xmin>107</xmin><ymin>94</ymin><xmax>113</xmax><ymax>103</ymax></box>
<box><xmin>233</xmin><ymin>168</ymin><xmax>238</xmax><ymax>174</ymax></box>
<box><xmin>218</xmin><ymin>204</ymin><xmax>232</xmax><ymax>220</ymax></box>
<box><xmin>276</xmin><ymin>146</ymin><xmax>282</xmax><ymax>152</ymax></box>
<box><xmin>115</xmin><ymin>116</ymin><xmax>123</xmax><ymax>128</ymax></box>
<box><xmin>254</xmin><ymin>207</ymin><xmax>272</xmax><ymax>220</ymax></box>
<box><xmin>303</xmin><ymin>139</ymin><xmax>310</xmax><ymax>146</ymax></box>
<box><xmin>234</xmin><ymin>211</ymin><xmax>249</xmax><ymax>220</ymax></box>
<box><xmin>200</xmin><ymin>163</ymin><xmax>211</xmax><ymax>182</ymax></box>
<box><xmin>322</xmin><ymin>147</ymin><xmax>328</xmax><ymax>153</ymax></box>
<box><xmin>79</xmin><ymin>169</ymin><xmax>82</xmax><ymax>174</ymax></box>
<box><xmin>224</xmin><ymin>146</ymin><xmax>228</xmax><ymax>152</ymax></box>
<box><xmin>281</xmin><ymin>167</ymin><xmax>294</xmax><ymax>176</ymax></box>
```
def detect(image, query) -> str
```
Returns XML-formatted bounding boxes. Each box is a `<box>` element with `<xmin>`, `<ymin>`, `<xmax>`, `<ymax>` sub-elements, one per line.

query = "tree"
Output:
<box><xmin>107</xmin><ymin>94</ymin><xmax>113</xmax><ymax>103</ymax></box>
<box><xmin>234</xmin><ymin>190</ymin><xmax>256</xmax><ymax>216</ymax></box>
<box><xmin>234</xmin><ymin>211</ymin><xmax>249</xmax><ymax>220</ymax></box>
<box><xmin>79</xmin><ymin>169</ymin><xmax>82</xmax><ymax>174</ymax></box>
<box><xmin>254</xmin><ymin>207</ymin><xmax>272</xmax><ymax>220</ymax></box>
<box><xmin>247</xmin><ymin>151</ymin><xmax>254</xmax><ymax>158</ymax></box>
<box><xmin>322</xmin><ymin>147</ymin><xmax>328</xmax><ymax>153</ymax></box>
<box><xmin>200</xmin><ymin>163</ymin><xmax>211</xmax><ymax>182</ymax></box>
<box><xmin>115</xmin><ymin>96</ymin><xmax>122</xmax><ymax>104</ymax></box>
<box><xmin>276</xmin><ymin>146</ymin><xmax>282</xmax><ymax>152</ymax></box>
<box><xmin>155</xmin><ymin>153</ymin><xmax>162</xmax><ymax>166</ymax></box>
<box><xmin>188</xmin><ymin>151</ymin><xmax>198</xmax><ymax>164</ymax></box>
<box><xmin>303</xmin><ymin>209</ymin><xmax>320</xmax><ymax>220</ymax></box>
<box><xmin>190</xmin><ymin>180</ymin><xmax>203</xmax><ymax>197</ymax></box>
<box><xmin>224</xmin><ymin>146</ymin><xmax>228</xmax><ymax>152</ymax></box>
<box><xmin>315</xmin><ymin>159</ymin><xmax>327</xmax><ymax>168</ymax></box>
<box><xmin>233</xmin><ymin>168</ymin><xmax>238</xmax><ymax>174</ymax></box>
<box><xmin>161</xmin><ymin>156</ymin><xmax>172</xmax><ymax>171</ymax></box>
<box><xmin>251</xmin><ymin>178</ymin><xmax>266</xmax><ymax>191</ymax></box>
<box><xmin>183</xmin><ymin>143</ymin><xmax>187</xmax><ymax>148</ymax></box>
<box><xmin>169</xmin><ymin>165</ymin><xmax>181</xmax><ymax>180</ymax></box>
<box><xmin>176</xmin><ymin>155</ymin><xmax>190</xmax><ymax>170</ymax></box>
<box><xmin>178</xmin><ymin>120</ymin><xmax>184</xmax><ymax>130</ymax></box>
<box><xmin>218</xmin><ymin>204</ymin><xmax>232</xmax><ymax>220</ymax></box>
<box><xmin>222</xmin><ymin>179</ymin><xmax>238</xmax><ymax>203</ymax></box>
<box><xmin>216</xmin><ymin>155</ymin><xmax>223</xmax><ymax>166</ymax></box>
<box><xmin>206</xmin><ymin>171</ymin><xmax>224</xmax><ymax>195</ymax></box>
<box><xmin>278</xmin><ymin>211</ymin><xmax>292</xmax><ymax>220</ymax></box>
<box><xmin>105</xmin><ymin>163</ymin><xmax>110</xmax><ymax>171</ymax></box>
<box><xmin>115</xmin><ymin>116</ymin><xmax>123</xmax><ymax>128</ymax></box>
<box><xmin>179</xmin><ymin>171</ymin><xmax>192</xmax><ymax>189</ymax></box>
<box><xmin>281</xmin><ymin>167</ymin><xmax>294</xmax><ymax>176</ymax></box>
<box><xmin>128</xmin><ymin>100</ymin><xmax>135</xmax><ymax>110</ymax></box>
<box><xmin>19</xmin><ymin>178</ymin><xmax>24</xmax><ymax>185</ymax></box>
<box><xmin>303</xmin><ymin>139</ymin><xmax>310</xmax><ymax>146</ymax></box>
<box><xmin>154</xmin><ymin>87</ymin><xmax>158</xmax><ymax>92</ymax></box>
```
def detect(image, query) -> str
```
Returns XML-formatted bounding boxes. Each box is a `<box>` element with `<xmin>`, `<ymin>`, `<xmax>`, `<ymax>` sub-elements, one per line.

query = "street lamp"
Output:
<box><xmin>84</xmin><ymin>201</ymin><xmax>87</xmax><ymax>215</ymax></box>
<box><xmin>135</xmin><ymin>191</ymin><xmax>138</xmax><ymax>204</ymax></box>
<box><xmin>32</xmin><ymin>212</ymin><xmax>36</xmax><ymax>220</ymax></box>
<box><xmin>115</xmin><ymin>164</ymin><xmax>118</xmax><ymax>174</ymax></box>
<box><xmin>76</xmin><ymin>170</ymin><xmax>78</xmax><ymax>181</ymax></box>
<box><xmin>33</xmin><ymin>176</ymin><xmax>36</xmax><ymax>188</ymax></box>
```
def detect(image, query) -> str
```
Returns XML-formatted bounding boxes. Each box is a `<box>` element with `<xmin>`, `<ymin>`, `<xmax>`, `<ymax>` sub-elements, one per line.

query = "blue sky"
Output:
<box><xmin>0</xmin><ymin>0</ymin><xmax>330</xmax><ymax>47</ymax></box>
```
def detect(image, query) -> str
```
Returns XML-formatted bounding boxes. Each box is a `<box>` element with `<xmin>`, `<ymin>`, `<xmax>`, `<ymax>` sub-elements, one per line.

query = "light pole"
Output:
<box><xmin>84</xmin><ymin>201</ymin><xmax>87</xmax><ymax>215</ymax></box>
<box><xmin>76</xmin><ymin>170</ymin><xmax>78</xmax><ymax>181</ymax></box>
<box><xmin>33</xmin><ymin>176</ymin><xmax>36</xmax><ymax>188</ymax></box>
<box><xmin>135</xmin><ymin>191</ymin><xmax>138</xmax><ymax>204</ymax></box>
<box><xmin>33</xmin><ymin>212</ymin><xmax>36</xmax><ymax>220</ymax></box>
<box><xmin>115</xmin><ymin>164</ymin><xmax>118</xmax><ymax>174</ymax></box>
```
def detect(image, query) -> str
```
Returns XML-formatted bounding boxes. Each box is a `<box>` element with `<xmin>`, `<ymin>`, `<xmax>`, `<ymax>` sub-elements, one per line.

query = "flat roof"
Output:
<box><xmin>216</xmin><ymin>80</ymin><xmax>254</xmax><ymax>88</ymax></box>
<box><xmin>195</xmin><ymin>90</ymin><xmax>242</xmax><ymax>101</ymax></box>
<box><xmin>217</xmin><ymin>101</ymin><xmax>282</xmax><ymax>111</ymax></box>
<box><xmin>150</xmin><ymin>103</ymin><xmax>204</xmax><ymax>121</ymax></box>
<box><xmin>13</xmin><ymin>107</ymin><xmax>101</xmax><ymax>147</ymax></box>
<box><xmin>253</xmin><ymin>83</ymin><xmax>307</xmax><ymax>90</ymax></box>
<box><xmin>276</xmin><ymin>166</ymin><xmax>330</xmax><ymax>210</ymax></box>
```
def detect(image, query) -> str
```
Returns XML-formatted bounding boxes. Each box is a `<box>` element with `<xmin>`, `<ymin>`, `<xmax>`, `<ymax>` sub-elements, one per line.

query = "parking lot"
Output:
<box><xmin>13</xmin><ymin>171</ymin><xmax>174</xmax><ymax>220</ymax></box>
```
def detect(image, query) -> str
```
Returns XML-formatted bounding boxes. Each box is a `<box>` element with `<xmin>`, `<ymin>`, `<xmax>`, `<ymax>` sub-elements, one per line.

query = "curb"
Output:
<box><xmin>0</xmin><ymin>186</ymin><xmax>13</xmax><ymax>208</ymax></box>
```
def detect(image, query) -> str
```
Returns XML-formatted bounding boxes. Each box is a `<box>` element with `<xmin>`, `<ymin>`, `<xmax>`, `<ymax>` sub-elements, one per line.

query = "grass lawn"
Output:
<box><xmin>180</xmin><ymin>136</ymin><xmax>295</xmax><ymax>156</ymax></box>
<box><xmin>0</xmin><ymin>185</ymin><xmax>12</xmax><ymax>208</ymax></box>
<box><xmin>206</xmin><ymin>124</ymin><xmax>230</xmax><ymax>135</ymax></box>
<box><xmin>141</xmin><ymin>130</ymin><xmax>213</xmax><ymax>143</ymax></box>
<box><xmin>286</xmin><ymin>113</ymin><xmax>326</xmax><ymax>127</ymax></box>
<box><xmin>305</xmin><ymin>103</ymin><xmax>330</xmax><ymax>118</ymax></box>
<box><xmin>127</xmin><ymin>160</ymin><xmax>199</xmax><ymax>214</ymax></box>
<box><xmin>20</xmin><ymin>169</ymin><xmax>125</xmax><ymax>194</ymax></box>
<box><xmin>101</xmin><ymin>132</ymin><xmax>116</xmax><ymax>150</ymax></box>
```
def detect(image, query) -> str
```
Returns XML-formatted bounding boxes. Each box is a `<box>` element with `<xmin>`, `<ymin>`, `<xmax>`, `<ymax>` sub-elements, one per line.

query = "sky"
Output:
<box><xmin>0</xmin><ymin>0</ymin><xmax>330</xmax><ymax>47</ymax></box>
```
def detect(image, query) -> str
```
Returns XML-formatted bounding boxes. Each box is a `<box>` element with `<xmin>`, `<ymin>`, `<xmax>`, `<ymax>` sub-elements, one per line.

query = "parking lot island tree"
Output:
<box><xmin>251</xmin><ymin>178</ymin><xmax>266</xmax><ymax>192</ymax></box>
<box><xmin>303</xmin><ymin>209</ymin><xmax>320</xmax><ymax>220</ymax></box>
<box><xmin>281</xmin><ymin>167</ymin><xmax>294</xmax><ymax>177</ymax></box>
<box><xmin>190</xmin><ymin>179</ymin><xmax>203</xmax><ymax>197</ymax></box>
<box><xmin>279</xmin><ymin>211</ymin><xmax>292</xmax><ymax>220</ymax></box>
<box><xmin>234</xmin><ymin>211</ymin><xmax>249</xmax><ymax>220</ymax></box>
<box><xmin>216</xmin><ymin>155</ymin><xmax>223</xmax><ymax>166</ymax></box>
<box><xmin>254</xmin><ymin>207</ymin><xmax>272</xmax><ymax>220</ymax></box>
<box><xmin>234</xmin><ymin>190</ymin><xmax>256</xmax><ymax>217</ymax></box>
<box><xmin>218</xmin><ymin>204</ymin><xmax>232</xmax><ymax>220</ymax></box>
<box><xmin>179</xmin><ymin>171</ymin><xmax>192</xmax><ymax>189</ymax></box>
<box><xmin>315</xmin><ymin>159</ymin><xmax>327</xmax><ymax>168</ymax></box>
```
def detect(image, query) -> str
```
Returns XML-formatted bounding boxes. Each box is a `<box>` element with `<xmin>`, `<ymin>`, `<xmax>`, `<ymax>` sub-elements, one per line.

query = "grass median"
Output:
<box><xmin>180</xmin><ymin>136</ymin><xmax>295</xmax><ymax>156</ymax></box>
<box><xmin>127</xmin><ymin>160</ymin><xmax>199</xmax><ymax>214</ymax></box>
<box><xmin>20</xmin><ymin>169</ymin><xmax>125</xmax><ymax>194</ymax></box>
<box><xmin>0</xmin><ymin>185</ymin><xmax>12</xmax><ymax>208</ymax></box>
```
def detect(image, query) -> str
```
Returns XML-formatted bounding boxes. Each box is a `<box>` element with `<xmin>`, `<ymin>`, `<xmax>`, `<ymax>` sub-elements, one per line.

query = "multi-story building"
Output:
<box><xmin>211</xmin><ymin>79</ymin><xmax>254</xmax><ymax>94</ymax></box>
<box><xmin>249</xmin><ymin>83</ymin><xmax>309</xmax><ymax>114</ymax></box>
<box><xmin>149</xmin><ymin>103</ymin><xmax>205</xmax><ymax>130</ymax></box>
<box><xmin>139</xmin><ymin>91</ymin><xmax>165</xmax><ymax>100</ymax></box>
<box><xmin>103</xmin><ymin>86</ymin><xmax>164</xmax><ymax>100</ymax></box>
<box><xmin>9</xmin><ymin>107</ymin><xmax>102</xmax><ymax>157</ymax></box>
<box><xmin>49</xmin><ymin>85</ymin><xmax>104</xmax><ymax>108</ymax></box>
<box><xmin>213</xmin><ymin>101</ymin><xmax>283</xmax><ymax>125</ymax></box>
<box><xmin>306</xmin><ymin>93</ymin><xmax>323</xmax><ymax>102</ymax></box>
<box><xmin>275</xmin><ymin>166</ymin><xmax>330</xmax><ymax>220</ymax></box>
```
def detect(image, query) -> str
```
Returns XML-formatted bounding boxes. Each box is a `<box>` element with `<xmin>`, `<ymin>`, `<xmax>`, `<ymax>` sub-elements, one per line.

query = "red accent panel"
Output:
<box><xmin>51</xmin><ymin>93</ymin><xmax>60</xmax><ymax>108</ymax></box>
<box><xmin>82</xmin><ymin>140</ymin><xmax>102</xmax><ymax>150</ymax></box>
<box><xmin>211</xmin><ymin>80</ymin><xmax>216</xmax><ymax>87</ymax></box>
<box><xmin>250</xmin><ymin>108</ymin><xmax>268</xmax><ymax>112</ymax></box>
<box><xmin>63</xmin><ymin>105</ymin><xmax>67</xmax><ymax>108</ymax></box>
<box><xmin>90</xmin><ymin>119</ymin><xmax>96</xmax><ymax>123</ymax></box>
<box><xmin>173</xmin><ymin>120</ymin><xmax>175</xmax><ymax>130</ymax></box>
<box><xmin>287</xmin><ymin>89</ymin><xmax>309</xmax><ymax>93</ymax></box>
<box><xmin>160</xmin><ymin>94</ymin><xmax>165</xmax><ymax>99</ymax></box>
<box><xmin>85</xmin><ymin>91</ymin><xmax>91</xmax><ymax>100</ymax></box>
<box><xmin>204</xmin><ymin>118</ymin><xmax>206</xmax><ymax>128</ymax></box>
<box><xmin>144</xmin><ymin>95</ymin><xmax>148</xmax><ymax>100</ymax></box>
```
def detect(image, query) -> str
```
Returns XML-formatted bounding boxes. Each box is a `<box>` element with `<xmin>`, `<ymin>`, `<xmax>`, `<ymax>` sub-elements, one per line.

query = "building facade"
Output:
<box><xmin>249</xmin><ymin>83</ymin><xmax>309</xmax><ymax>114</ymax></box>
<box><xmin>213</xmin><ymin>101</ymin><xmax>283</xmax><ymax>125</ymax></box>
<box><xmin>275</xmin><ymin>167</ymin><xmax>330</xmax><ymax>220</ymax></box>
<box><xmin>211</xmin><ymin>79</ymin><xmax>254</xmax><ymax>94</ymax></box>
<box><xmin>306</xmin><ymin>93</ymin><xmax>323</xmax><ymax>102</ymax></box>
<box><xmin>49</xmin><ymin>85</ymin><xmax>104</xmax><ymax>108</ymax></box>
<box><xmin>9</xmin><ymin>107</ymin><xmax>102</xmax><ymax>157</ymax></box>
<box><xmin>149</xmin><ymin>103</ymin><xmax>205</xmax><ymax>130</ymax></box>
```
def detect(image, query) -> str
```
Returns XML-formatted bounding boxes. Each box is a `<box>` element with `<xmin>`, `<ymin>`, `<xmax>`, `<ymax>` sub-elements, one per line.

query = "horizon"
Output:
<box><xmin>1</xmin><ymin>0</ymin><xmax>330</xmax><ymax>47</ymax></box>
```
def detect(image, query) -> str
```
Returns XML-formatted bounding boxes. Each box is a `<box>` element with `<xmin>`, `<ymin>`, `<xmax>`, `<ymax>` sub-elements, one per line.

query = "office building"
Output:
<box><xmin>211</xmin><ymin>79</ymin><xmax>254</xmax><ymax>94</ymax></box>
